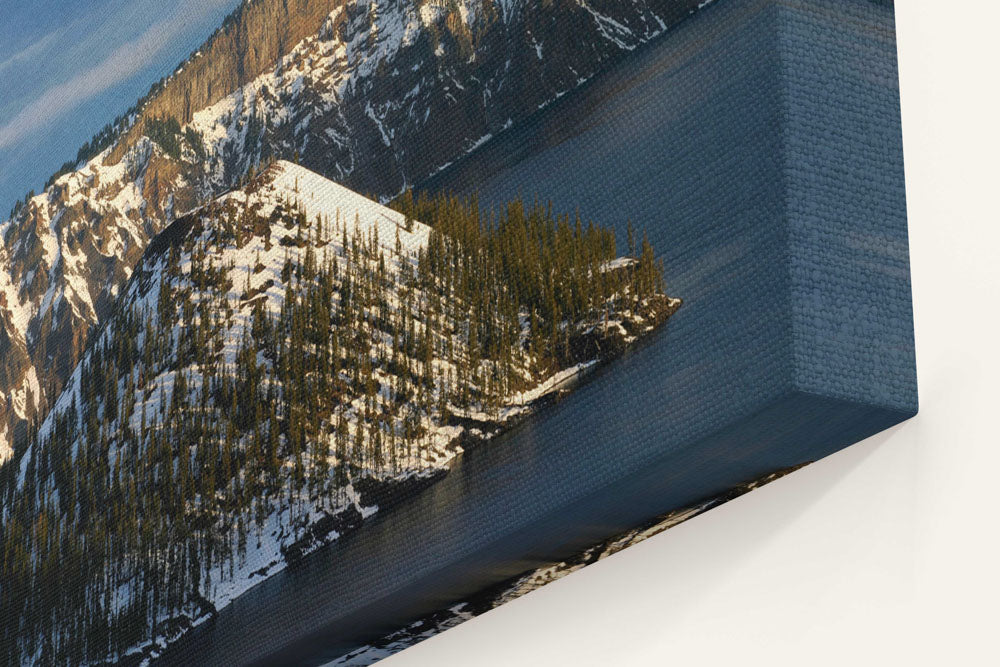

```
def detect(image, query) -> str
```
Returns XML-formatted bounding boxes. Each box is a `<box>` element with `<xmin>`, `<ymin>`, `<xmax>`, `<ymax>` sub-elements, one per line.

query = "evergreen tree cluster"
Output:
<box><xmin>145</xmin><ymin>116</ymin><xmax>205</xmax><ymax>161</ymax></box>
<box><xmin>0</xmin><ymin>183</ymin><xmax>668</xmax><ymax>664</ymax></box>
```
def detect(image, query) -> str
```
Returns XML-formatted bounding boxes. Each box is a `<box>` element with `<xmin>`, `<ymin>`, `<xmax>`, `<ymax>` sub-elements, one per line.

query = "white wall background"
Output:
<box><xmin>387</xmin><ymin>2</ymin><xmax>1000</xmax><ymax>665</ymax></box>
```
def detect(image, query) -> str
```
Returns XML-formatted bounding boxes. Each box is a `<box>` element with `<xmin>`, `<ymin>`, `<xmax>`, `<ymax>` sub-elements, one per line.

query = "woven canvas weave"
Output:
<box><xmin>0</xmin><ymin>1</ymin><xmax>913</xmax><ymax>664</ymax></box>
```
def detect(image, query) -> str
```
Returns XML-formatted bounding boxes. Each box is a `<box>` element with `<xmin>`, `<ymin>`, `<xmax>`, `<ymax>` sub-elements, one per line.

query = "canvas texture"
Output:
<box><xmin>0</xmin><ymin>1</ymin><xmax>913</xmax><ymax>665</ymax></box>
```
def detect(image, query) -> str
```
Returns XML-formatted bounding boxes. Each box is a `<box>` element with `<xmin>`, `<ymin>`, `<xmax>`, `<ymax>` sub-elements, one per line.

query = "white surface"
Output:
<box><xmin>385</xmin><ymin>2</ymin><xmax>1000</xmax><ymax>665</ymax></box>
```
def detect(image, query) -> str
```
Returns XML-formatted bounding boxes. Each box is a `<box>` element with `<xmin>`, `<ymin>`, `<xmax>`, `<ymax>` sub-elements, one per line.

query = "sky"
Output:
<box><xmin>0</xmin><ymin>0</ymin><xmax>241</xmax><ymax>218</ymax></box>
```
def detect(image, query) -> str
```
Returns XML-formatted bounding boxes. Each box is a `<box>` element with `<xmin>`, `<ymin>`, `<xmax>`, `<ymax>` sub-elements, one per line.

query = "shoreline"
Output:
<box><xmin>323</xmin><ymin>463</ymin><xmax>808</xmax><ymax>666</ymax></box>
<box><xmin>140</xmin><ymin>293</ymin><xmax>682</xmax><ymax>665</ymax></box>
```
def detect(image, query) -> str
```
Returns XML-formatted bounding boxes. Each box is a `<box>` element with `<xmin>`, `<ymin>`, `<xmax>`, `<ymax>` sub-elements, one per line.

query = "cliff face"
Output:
<box><xmin>164</xmin><ymin>0</ymin><xmax>711</xmax><ymax>198</ymax></box>
<box><xmin>0</xmin><ymin>140</ymin><xmax>202</xmax><ymax>457</ymax></box>
<box><xmin>0</xmin><ymin>0</ymin><xmax>707</xmax><ymax>459</ymax></box>
<box><xmin>108</xmin><ymin>0</ymin><xmax>347</xmax><ymax>161</ymax></box>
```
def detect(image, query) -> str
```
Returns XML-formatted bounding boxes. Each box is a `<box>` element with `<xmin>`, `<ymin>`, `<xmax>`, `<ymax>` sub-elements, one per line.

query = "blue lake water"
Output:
<box><xmin>158</xmin><ymin>0</ymin><xmax>911</xmax><ymax>663</ymax></box>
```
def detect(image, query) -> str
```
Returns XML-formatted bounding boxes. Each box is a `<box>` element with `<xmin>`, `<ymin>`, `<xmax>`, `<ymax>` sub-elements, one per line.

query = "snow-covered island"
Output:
<box><xmin>1</xmin><ymin>162</ymin><xmax>680</xmax><ymax>664</ymax></box>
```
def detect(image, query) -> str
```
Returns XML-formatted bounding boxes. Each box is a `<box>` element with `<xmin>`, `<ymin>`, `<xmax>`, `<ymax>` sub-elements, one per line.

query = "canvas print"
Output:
<box><xmin>0</xmin><ymin>0</ymin><xmax>915</xmax><ymax>665</ymax></box>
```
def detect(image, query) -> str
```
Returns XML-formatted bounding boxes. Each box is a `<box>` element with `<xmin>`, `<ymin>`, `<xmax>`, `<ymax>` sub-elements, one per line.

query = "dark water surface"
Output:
<box><xmin>160</xmin><ymin>1</ymin><xmax>910</xmax><ymax>664</ymax></box>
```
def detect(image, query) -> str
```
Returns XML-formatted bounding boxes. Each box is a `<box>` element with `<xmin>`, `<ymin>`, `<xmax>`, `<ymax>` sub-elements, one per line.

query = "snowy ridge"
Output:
<box><xmin>183</xmin><ymin>0</ymin><xmax>688</xmax><ymax>194</ymax></box>
<box><xmin>21</xmin><ymin>161</ymin><xmax>431</xmax><ymax>486</ymax></box>
<box><xmin>0</xmin><ymin>137</ymin><xmax>192</xmax><ymax>459</ymax></box>
<box><xmin>10</xmin><ymin>163</ymin><xmax>445</xmax><ymax>663</ymax></box>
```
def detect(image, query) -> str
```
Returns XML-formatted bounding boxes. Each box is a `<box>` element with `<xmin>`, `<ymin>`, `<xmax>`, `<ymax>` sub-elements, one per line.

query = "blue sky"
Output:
<box><xmin>0</xmin><ymin>0</ymin><xmax>240</xmax><ymax>218</ymax></box>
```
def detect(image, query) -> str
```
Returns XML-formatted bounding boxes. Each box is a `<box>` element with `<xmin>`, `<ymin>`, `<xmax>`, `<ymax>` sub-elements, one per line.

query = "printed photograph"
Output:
<box><xmin>0</xmin><ymin>1</ymin><xmax>913</xmax><ymax>665</ymax></box>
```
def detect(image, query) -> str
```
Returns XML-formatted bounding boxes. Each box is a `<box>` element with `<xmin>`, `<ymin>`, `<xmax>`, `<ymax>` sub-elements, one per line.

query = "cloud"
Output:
<box><xmin>0</xmin><ymin>24</ymin><xmax>73</xmax><ymax>78</ymax></box>
<box><xmin>0</xmin><ymin>0</ymin><xmax>231</xmax><ymax>150</ymax></box>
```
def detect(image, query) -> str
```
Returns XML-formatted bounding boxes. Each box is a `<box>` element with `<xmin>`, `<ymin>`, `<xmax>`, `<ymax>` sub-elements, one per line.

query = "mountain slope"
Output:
<box><xmin>0</xmin><ymin>0</ymin><xmax>709</xmax><ymax>461</ymax></box>
<box><xmin>0</xmin><ymin>161</ymin><xmax>678</xmax><ymax>664</ymax></box>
